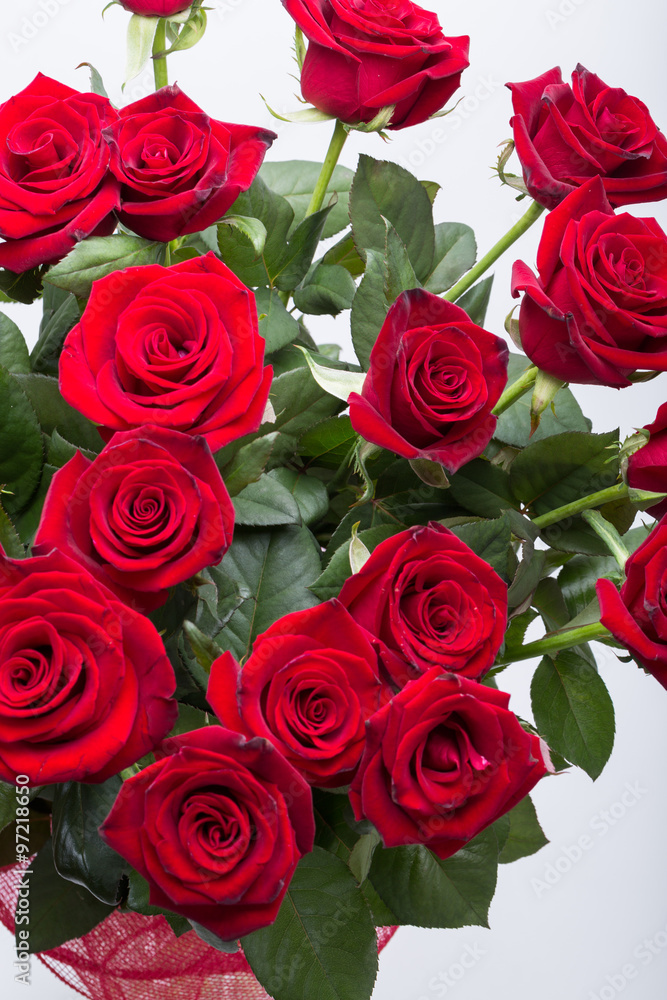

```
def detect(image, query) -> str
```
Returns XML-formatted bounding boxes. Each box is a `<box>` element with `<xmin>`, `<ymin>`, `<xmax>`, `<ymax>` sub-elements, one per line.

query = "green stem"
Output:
<box><xmin>120</xmin><ymin>764</ymin><xmax>141</xmax><ymax>781</ymax></box>
<box><xmin>532</xmin><ymin>483</ymin><xmax>628</xmax><ymax>529</ymax></box>
<box><xmin>443</xmin><ymin>199</ymin><xmax>545</xmax><ymax>302</ymax></box>
<box><xmin>305</xmin><ymin>120</ymin><xmax>349</xmax><ymax>217</ymax></box>
<box><xmin>152</xmin><ymin>18</ymin><xmax>169</xmax><ymax>91</ymax></box>
<box><xmin>492</xmin><ymin>365</ymin><xmax>538</xmax><ymax>416</ymax></box>
<box><xmin>581</xmin><ymin>509</ymin><xmax>629</xmax><ymax>569</ymax></box>
<box><xmin>496</xmin><ymin>622</ymin><xmax>611</xmax><ymax>666</ymax></box>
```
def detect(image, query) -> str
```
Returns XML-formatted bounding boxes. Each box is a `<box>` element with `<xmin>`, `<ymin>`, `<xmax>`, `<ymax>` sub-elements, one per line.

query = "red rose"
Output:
<box><xmin>507</xmin><ymin>64</ymin><xmax>667</xmax><ymax>210</ymax></box>
<box><xmin>597</xmin><ymin>520</ymin><xmax>667</xmax><ymax>691</ymax></box>
<box><xmin>104</xmin><ymin>86</ymin><xmax>275</xmax><ymax>242</ymax></box>
<box><xmin>59</xmin><ymin>254</ymin><xmax>272</xmax><ymax>451</ymax></box>
<box><xmin>337</xmin><ymin>523</ymin><xmax>508</xmax><ymax>687</ymax></box>
<box><xmin>33</xmin><ymin>426</ymin><xmax>234</xmax><ymax>612</ymax></box>
<box><xmin>282</xmin><ymin>0</ymin><xmax>469</xmax><ymax>130</ymax></box>
<box><xmin>0</xmin><ymin>549</ymin><xmax>176</xmax><ymax>786</ymax></box>
<box><xmin>100</xmin><ymin>727</ymin><xmax>315</xmax><ymax>940</ymax></box>
<box><xmin>512</xmin><ymin>177</ymin><xmax>667</xmax><ymax>387</ymax></box>
<box><xmin>208</xmin><ymin>601</ymin><xmax>391</xmax><ymax>788</ymax></box>
<box><xmin>627</xmin><ymin>404</ymin><xmax>667</xmax><ymax>520</ymax></box>
<box><xmin>120</xmin><ymin>1</ymin><xmax>192</xmax><ymax>13</ymax></box>
<box><xmin>350</xmin><ymin>668</ymin><xmax>552</xmax><ymax>859</ymax></box>
<box><xmin>0</xmin><ymin>74</ymin><xmax>119</xmax><ymax>273</ymax></box>
<box><xmin>348</xmin><ymin>290</ymin><xmax>508</xmax><ymax>473</ymax></box>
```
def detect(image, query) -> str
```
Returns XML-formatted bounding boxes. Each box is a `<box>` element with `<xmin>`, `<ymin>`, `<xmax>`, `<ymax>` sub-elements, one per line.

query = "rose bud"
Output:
<box><xmin>120</xmin><ymin>1</ymin><xmax>192</xmax><ymax>13</ymax></box>
<box><xmin>506</xmin><ymin>64</ymin><xmax>667</xmax><ymax>210</ymax></box>
<box><xmin>348</xmin><ymin>289</ymin><xmax>508</xmax><ymax>474</ymax></box>
<box><xmin>104</xmin><ymin>85</ymin><xmax>275</xmax><ymax>242</ymax></box>
<box><xmin>0</xmin><ymin>74</ymin><xmax>119</xmax><ymax>273</ymax></box>
<box><xmin>33</xmin><ymin>426</ymin><xmax>235</xmax><ymax>612</ymax></box>
<box><xmin>59</xmin><ymin>254</ymin><xmax>272</xmax><ymax>452</ymax></box>
<box><xmin>282</xmin><ymin>0</ymin><xmax>469</xmax><ymax>130</ymax></box>
<box><xmin>208</xmin><ymin>601</ymin><xmax>392</xmax><ymax>787</ymax></box>
<box><xmin>350</xmin><ymin>668</ymin><xmax>552</xmax><ymax>859</ymax></box>
<box><xmin>512</xmin><ymin>177</ymin><xmax>667</xmax><ymax>387</ymax></box>
<box><xmin>100</xmin><ymin>727</ymin><xmax>315</xmax><ymax>941</ymax></box>
<box><xmin>597</xmin><ymin>518</ymin><xmax>667</xmax><ymax>691</ymax></box>
<box><xmin>337</xmin><ymin>522</ymin><xmax>508</xmax><ymax>687</ymax></box>
<box><xmin>0</xmin><ymin>549</ymin><xmax>176</xmax><ymax>786</ymax></box>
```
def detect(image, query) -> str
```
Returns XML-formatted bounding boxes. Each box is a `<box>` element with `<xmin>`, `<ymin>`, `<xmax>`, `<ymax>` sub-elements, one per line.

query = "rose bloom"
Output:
<box><xmin>104</xmin><ymin>86</ymin><xmax>275</xmax><ymax>242</ymax></box>
<box><xmin>0</xmin><ymin>548</ymin><xmax>176</xmax><ymax>786</ymax></box>
<box><xmin>100</xmin><ymin>727</ymin><xmax>315</xmax><ymax>940</ymax></box>
<box><xmin>350</xmin><ymin>668</ymin><xmax>552</xmax><ymax>859</ymax></box>
<box><xmin>348</xmin><ymin>289</ymin><xmax>508</xmax><ymax>473</ymax></box>
<box><xmin>512</xmin><ymin>177</ymin><xmax>667</xmax><ymax>387</ymax></box>
<box><xmin>208</xmin><ymin>601</ymin><xmax>391</xmax><ymax>788</ymax></box>
<box><xmin>626</xmin><ymin>404</ymin><xmax>667</xmax><ymax>520</ymax></box>
<box><xmin>33</xmin><ymin>426</ymin><xmax>234</xmax><ymax>612</ymax></box>
<box><xmin>59</xmin><ymin>254</ymin><xmax>272</xmax><ymax>451</ymax></box>
<box><xmin>597</xmin><ymin>519</ymin><xmax>667</xmax><ymax>691</ymax></box>
<box><xmin>0</xmin><ymin>74</ymin><xmax>119</xmax><ymax>273</ymax></box>
<box><xmin>282</xmin><ymin>0</ymin><xmax>469</xmax><ymax>130</ymax></box>
<box><xmin>337</xmin><ymin>523</ymin><xmax>508</xmax><ymax>687</ymax></box>
<box><xmin>120</xmin><ymin>1</ymin><xmax>191</xmax><ymax>13</ymax></box>
<box><xmin>507</xmin><ymin>64</ymin><xmax>667</xmax><ymax>210</ymax></box>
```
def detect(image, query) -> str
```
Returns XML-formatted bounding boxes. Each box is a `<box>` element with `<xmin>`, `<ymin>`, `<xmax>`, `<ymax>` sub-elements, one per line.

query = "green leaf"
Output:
<box><xmin>0</xmin><ymin>313</ymin><xmax>30</xmax><ymax>373</ymax></box>
<box><xmin>183</xmin><ymin>621</ymin><xmax>223</xmax><ymax>672</ymax></box>
<box><xmin>495</xmin><ymin>353</ymin><xmax>590</xmax><ymax>449</ymax></box>
<box><xmin>219</xmin><ymin>432</ymin><xmax>280</xmax><ymax>496</ymax></box>
<box><xmin>31</xmin><ymin>288</ymin><xmax>80</xmax><ymax>376</ymax></box>
<box><xmin>322</xmin><ymin>231</ymin><xmax>366</xmax><ymax>278</ymax></box>
<box><xmin>297</xmin><ymin>345</ymin><xmax>366</xmax><ymax>402</ymax></box>
<box><xmin>19</xmin><ymin>839</ymin><xmax>114</xmax><ymax>953</ymax></box>
<box><xmin>531</xmin><ymin>650</ymin><xmax>615</xmax><ymax>780</ymax></box>
<box><xmin>14</xmin><ymin>463</ymin><xmax>56</xmax><ymax>545</ymax></box>
<box><xmin>425</xmin><ymin>222</ymin><xmax>476</xmax><ymax>294</ymax></box>
<box><xmin>558</xmin><ymin>555</ymin><xmax>619</xmax><ymax>621</ymax></box>
<box><xmin>510</xmin><ymin>430</ymin><xmax>619</xmax><ymax>517</ymax></box>
<box><xmin>0</xmin><ymin>266</ymin><xmax>44</xmax><ymax>304</ymax></box>
<box><xmin>0</xmin><ymin>781</ymin><xmax>17</xmax><ymax>834</ymax></box>
<box><xmin>368</xmin><ymin>827</ymin><xmax>498</xmax><ymax>928</ymax></box>
<box><xmin>350</xmin><ymin>222</ymin><xmax>418</xmax><ymax>369</ymax></box>
<box><xmin>311</xmin><ymin>525</ymin><xmax>402</xmax><ymax>601</ymax></box>
<box><xmin>44</xmin><ymin>235</ymin><xmax>163</xmax><ymax>298</ymax></box>
<box><xmin>0</xmin><ymin>368</ymin><xmax>43</xmax><ymax>516</ymax></box>
<box><xmin>189</xmin><ymin>920</ymin><xmax>239</xmax><ymax>952</ymax></box>
<box><xmin>233</xmin><ymin>474</ymin><xmax>302</xmax><ymax>527</ymax></box>
<box><xmin>255</xmin><ymin>287</ymin><xmax>300</xmax><ymax>355</ymax></box>
<box><xmin>124</xmin><ymin>13</ymin><xmax>159</xmax><ymax>86</ymax></box>
<box><xmin>260</xmin><ymin>161</ymin><xmax>355</xmax><ymax>239</ymax></box>
<box><xmin>218</xmin><ymin>215</ymin><xmax>267</xmax><ymax>258</ymax></box>
<box><xmin>498</xmin><ymin>796</ymin><xmax>549</xmax><ymax>864</ymax></box>
<box><xmin>267</xmin><ymin>468</ymin><xmax>329</xmax><ymax>526</ymax></box>
<box><xmin>349</xmin><ymin>154</ymin><xmax>435</xmax><ymax>282</ymax></box>
<box><xmin>210</xmin><ymin>525</ymin><xmax>322</xmax><ymax>660</ymax></box>
<box><xmin>77</xmin><ymin>61</ymin><xmax>109</xmax><ymax>97</ymax></box>
<box><xmin>450</xmin><ymin>515</ymin><xmax>513</xmax><ymax>583</ymax></box>
<box><xmin>218</xmin><ymin>176</ymin><xmax>294</xmax><ymax>288</ymax></box>
<box><xmin>448</xmin><ymin>459</ymin><xmax>517</xmax><ymax>519</ymax></box>
<box><xmin>269</xmin><ymin>364</ymin><xmax>346</xmax><ymax>441</ymax></box>
<box><xmin>0</xmin><ymin>503</ymin><xmax>23</xmax><ymax>558</ymax></box>
<box><xmin>125</xmin><ymin>869</ymin><xmax>190</xmax><ymax>938</ymax></box>
<box><xmin>12</xmin><ymin>373</ymin><xmax>102</xmax><ymax>453</ymax></box>
<box><xmin>272</xmin><ymin>204</ymin><xmax>334</xmax><ymax>291</ymax></box>
<box><xmin>52</xmin><ymin>779</ymin><xmax>128</xmax><ymax>905</ymax></box>
<box><xmin>455</xmin><ymin>275</ymin><xmax>493</xmax><ymax>326</ymax></box>
<box><xmin>294</xmin><ymin>264</ymin><xmax>357</xmax><ymax>316</ymax></box>
<box><xmin>242</xmin><ymin>847</ymin><xmax>378</xmax><ymax>1000</ymax></box>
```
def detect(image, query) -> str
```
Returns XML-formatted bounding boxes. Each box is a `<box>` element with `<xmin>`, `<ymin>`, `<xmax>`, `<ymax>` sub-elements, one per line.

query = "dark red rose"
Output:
<box><xmin>100</xmin><ymin>727</ymin><xmax>314</xmax><ymax>940</ymax></box>
<box><xmin>33</xmin><ymin>426</ymin><xmax>234</xmax><ymax>612</ymax></box>
<box><xmin>282</xmin><ymin>0</ymin><xmax>469</xmax><ymax>130</ymax></box>
<box><xmin>0</xmin><ymin>74</ymin><xmax>119</xmax><ymax>273</ymax></box>
<box><xmin>104</xmin><ymin>86</ymin><xmax>275</xmax><ymax>242</ymax></box>
<box><xmin>59</xmin><ymin>254</ymin><xmax>272</xmax><ymax>451</ymax></box>
<box><xmin>512</xmin><ymin>177</ymin><xmax>667</xmax><ymax>387</ymax></box>
<box><xmin>337</xmin><ymin>523</ymin><xmax>508</xmax><ymax>687</ymax></box>
<box><xmin>597</xmin><ymin>520</ymin><xmax>667</xmax><ymax>691</ymax></box>
<box><xmin>507</xmin><ymin>64</ymin><xmax>667</xmax><ymax>210</ymax></box>
<box><xmin>348</xmin><ymin>289</ymin><xmax>508</xmax><ymax>473</ymax></box>
<box><xmin>0</xmin><ymin>548</ymin><xmax>176</xmax><ymax>786</ymax></box>
<box><xmin>120</xmin><ymin>0</ymin><xmax>191</xmax><ymax>13</ymax></box>
<box><xmin>350</xmin><ymin>668</ymin><xmax>551</xmax><ymax>858</ymax></box>
<box><xmin>208</xmin><ymin>601</ymin><xmax>391</xmax><ymax>787</ymax></box>
<box><xmin>627</xmin><ymin>404</ymin><xmax>667</xmax><ymax>520</ymax></box>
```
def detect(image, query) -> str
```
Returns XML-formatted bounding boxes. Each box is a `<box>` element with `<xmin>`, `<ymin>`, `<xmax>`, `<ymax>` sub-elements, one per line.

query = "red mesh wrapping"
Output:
<box><xmin>1</xmin><ymin>863</ymin><xmax>397</xmax><ymax>999</ymax></box>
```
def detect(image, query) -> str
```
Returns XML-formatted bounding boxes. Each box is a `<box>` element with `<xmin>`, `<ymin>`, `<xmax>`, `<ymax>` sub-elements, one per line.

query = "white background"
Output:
<box><xmin>1</xmin><ymin>1</ymin><xmax>667</xmax><ymax>998</ymax></box>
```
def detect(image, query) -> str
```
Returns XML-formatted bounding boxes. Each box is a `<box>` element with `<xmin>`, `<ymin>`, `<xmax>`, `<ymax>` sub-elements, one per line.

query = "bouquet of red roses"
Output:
<box><xmin>1</xmin><ymin>2</ymin><xmax>666</xmax><ymax>999</ymax></box>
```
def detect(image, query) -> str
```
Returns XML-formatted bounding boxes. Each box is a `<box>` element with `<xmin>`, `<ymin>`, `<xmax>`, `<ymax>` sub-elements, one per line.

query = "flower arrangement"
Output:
<box><xmin>0</xmin><ymin>2</ymin><xmax>666</xmax><ymax>999</ymax></box>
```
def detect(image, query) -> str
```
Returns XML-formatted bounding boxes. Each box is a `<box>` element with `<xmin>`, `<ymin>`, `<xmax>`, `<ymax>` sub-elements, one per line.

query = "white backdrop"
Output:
<box><xmin>1</xmin><ymin>1</ymin><xmax>667</xmax><ymax>998</ymax></box>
